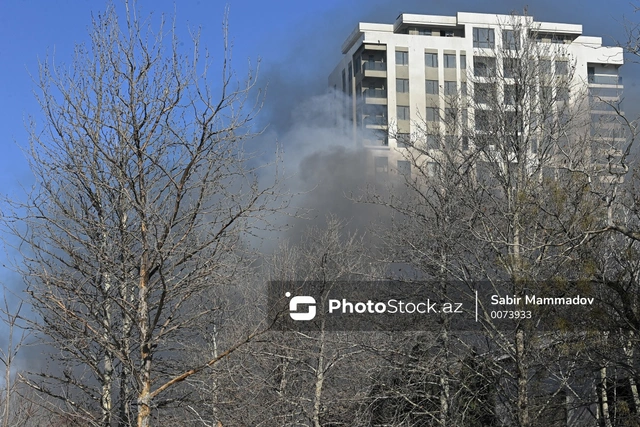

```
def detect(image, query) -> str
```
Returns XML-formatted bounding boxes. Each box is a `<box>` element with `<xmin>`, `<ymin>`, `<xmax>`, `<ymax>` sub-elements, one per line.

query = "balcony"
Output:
<box><xmin>363</xmin><ymin>115</ymin><xmax>388</xmax><ymax>129</ymax></box>
<box><xmin>364</xmin><ymin>61</ymin><xmax>386</xmax><ymax>71</ymax></box>
<box><xmin>588</xmin><ymin>75</ymin><xmax>622</xmax><ymax>85</ymax></box>
<box><xmin>362</xmin><ymin>61</ymin><xmax>387</xmax><ymax>78</ymax></box>
<box><xmin>363</xmin><ymin>88</ymin><xmax>387</xmax><ymax>105</ymax></box>
<box><xmin>363</xmin><ymin>88</ymin><xmax>387</xmax><ymax>98</ymax></box>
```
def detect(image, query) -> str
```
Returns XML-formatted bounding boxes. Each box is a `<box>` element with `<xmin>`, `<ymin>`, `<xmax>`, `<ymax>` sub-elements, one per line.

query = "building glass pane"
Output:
<box><xmin>444</xmin><ymin>54</ymin><xmax>456</xmax><ymax>68</ymax></box>
<box><xmin>426</xmin><ymin>107</ymin><xmax>439</xmax><ymax>122</ymax></box>
<box><xmin>502</xmin><ymin>30</ymin><xmax>519</xmax><ymax>50</ymax></box>
<box><xmin>397</xmin><ymin>106</ymin><xmax>410</xmax><ymax>121</ymax></box>
<box><xmin>444</xmin><ymin>81</ymin><xmax>457</xmax><ymax>96</ymax></box>
<box><xmin>396</xmin><ymin>78</ymin><xmax>410</xmax><ymax>93</ymax></box>
<box><xmin>473</xmin><ymin>27</ymin><xmax>495</xmax><ymax>48</ymax></box>
<box><xmin>474</xmin><ymin>56</ymin><xmax>496</xmax><ymax>77</ymax></box>
<box><xmin>395</xmin><ymin>51</ymin><xmax>409</xmax><ymax>66</ymax></box>
<box><xmin>426</xmin><ymin>80</ymin><xmax>439</xmax><ymax>95</ymax></box>
<box><xmin>425</xmin><ymin>53</ymin><xmax>438</xmax><ymax>67</ymax></box>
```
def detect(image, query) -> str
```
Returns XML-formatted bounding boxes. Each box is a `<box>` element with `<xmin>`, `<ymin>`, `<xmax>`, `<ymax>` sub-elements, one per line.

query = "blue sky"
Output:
<box><xmin>0</xmin><ymin>0</ymin><xmax>638</xmax><ymax>300</ymax></box>
<box><xmin>1</xmin><ymin>0</ymin><xmax>637</xmax><ymax>188</ymax></box>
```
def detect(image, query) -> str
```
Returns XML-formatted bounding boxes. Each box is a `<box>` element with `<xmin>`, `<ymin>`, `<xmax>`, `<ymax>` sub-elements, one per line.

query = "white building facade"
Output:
<box><xmin>329</xmin><ymin>12</ymin><xmax>624</xmax><ymax>178</ymax></box>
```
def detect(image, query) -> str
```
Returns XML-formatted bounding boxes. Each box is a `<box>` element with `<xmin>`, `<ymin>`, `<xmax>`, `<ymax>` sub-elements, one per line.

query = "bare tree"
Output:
<box><xmin>0</xmin><ymin>295</ymin><xmax>29</xmax><ymax>427</ymax></box>
<box><xmin>370</xmin><ymin>13</ymin><xmax>624</xmax><ymax>426</ymax></box>
<box><xmin>2</xmin><ymin>2</ymin><xmax>284</xmax><ymax>426</ymax></box>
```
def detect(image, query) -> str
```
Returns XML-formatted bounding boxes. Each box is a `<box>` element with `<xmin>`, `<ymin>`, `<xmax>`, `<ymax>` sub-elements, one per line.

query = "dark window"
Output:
<box><xmin>475</xmin><ymin>110</ymin><xmax>492</xmax><ymax>131</ymax></box>
<box><xmin>426</xmin><ymin>107</ymin><xmax>439</xmax><ymax>122</ymax></box>
<box><xmin>425</xmin><ymin>53</ymin><xmax>438</xmax><ymax>67</ymax></box>
<box><xmin>539</xmin><ymin>59</ymin><xmax>552</xmax><ymax>75</ymax></box>
<box><xmin>396</xmin><ymin>133</ymin><xmax>410</xmax><ymax>148</ymax></box>
<box><xmin>541</xmin><ymin>86</ymin><xmax>553</xmax><ymax>103</ymax></box>
<box><xmin>397</xmin><ymin>106</ymin><xmax>410</xmax><ymax>121</ymax></box>
<box><xmin>503</xmin><ymin>30</ymin><xmax>519</xmax><ymax>50</ymax></box>
<box><xmin>504</xmin><ymin>58</ymin><xmax>519</xmax><ymax>78</ymax></box>
<box><xmin>556</xmin><ymin>60</ymin><xmax>569</xmax><ymax>75</ymax></box>
<box><xmin>557</xmin><ymin>86</ymin><xmax>570</xmax><ymax>103</ymax></box>
<box><xmin>427</xmin><ymin>135</ymin><xmax>439</xmax><ymax>149</ymax></box>
<box><xmin>396</xmin><ymin>79</ymin><xmax>410</xmax><ymax>93</ymax></box>
<box><xmin>375</xmin><ymin>156</ymin><xmax>388</xmax><ymax>174</ymax></box>
<box><xmin>444</xmin><ymin>81</ymin><xmax>457</xmax><ymax>96</ymax></box>
<box><xmin>460</xmin><ymin>54</ymin><xmax>467</xmax><ymax>69</ymax></box>
<box><xmin>426</xmin><ymin>80</ymin><xmax>439</xmax><ymax>95</ymax></box>
<box><xmin>504</xmin><ymin>85</ymin><xmax>516</xmax><ymax>105</ymax></box>
<box><xmin>475</xmin><ymin>83</ymin><xmax>496</xmax><ymax>104</ymax></box>
<box><xmin>462</xmin><ymin>136</ymin><xmax>469</xmax><ymax>150</ymax></box>
<box><xmin>473</xmin><ymin>27</ymin><xmax>495</xmax><ymax>48</ymax></box>
<box><xmin>474</xmin><ymin>56</ymin><xmax>496</xmax><ymax>77</ymax></box>
<box><xmin>444</xmin><ymin>54</ymin><xmax>456</xmax><ymax>68</ymax></box>
<box><xmin>397</xmin><ymin>160</ymin><xmax>411</xmax><ymax>177</ymax></box>
<box><xmin>396</xmin><ymin>51</ymin><xmax>409</xmax><ymax>66</ymax></box>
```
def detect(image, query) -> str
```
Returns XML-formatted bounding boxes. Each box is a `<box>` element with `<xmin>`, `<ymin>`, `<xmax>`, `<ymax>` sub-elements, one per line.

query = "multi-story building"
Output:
<box><xmin>329</xmin><ymin>12</ymin><xmax>624</xmax><ymax>178</ymax></box>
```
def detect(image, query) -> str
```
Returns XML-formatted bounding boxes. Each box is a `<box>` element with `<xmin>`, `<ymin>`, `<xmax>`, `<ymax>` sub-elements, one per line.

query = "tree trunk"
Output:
<box><xmin>312</xmin><ymin>322</ymin><xmax>326</xmax><ymax>427</ymax></box>
<box><xmin>599</xmin><ymin>365</ymin><xmax>613</xmax><ymax>427</ymax></box>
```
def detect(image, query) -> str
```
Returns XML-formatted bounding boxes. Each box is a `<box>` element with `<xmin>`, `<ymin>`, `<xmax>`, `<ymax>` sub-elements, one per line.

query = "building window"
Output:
<box><xmin>556</xmin><ymin>60</ymin><xmax>569</xmax><ymax>75</ymax></box>
<box><xmin>427</xmin><ymin>135</ymin><xmax>439</xmax><ymax>149</ymax></box>
<box><xmin>397</xmin><ymin>160</ymin><xmax>411</xmax><ymax>177</ymax></box>
<box><xmin>444</xmin><ymin>108</ymin><xmax>457</xmax><ymax>127</ymax></box>
<box><xmin>425</xmin><ymin>52</ymin><xmax>438</xmax><ymax>68</ymax></box>
<box><xmin>397</xmin><ymin>106</ymin><xmax>410</xmax><ymax>121</ymax></box>
<box><xmin>444</xmin><ymin>54</ymin><xmax>456</xmax><ymax>68</ymax></box>
<box><xmin>504</xmin><ymin>85</ymin><xmax>516</xmax><ymax>105</ymax></box>
<box><xmin>474</xmin><ymin>56</ymin><xmax>496</xmax><ymax>77</ymax></box>
<box><xmin>396</xmin><ymin>51</ymin><xmax>409</xmax><ymax>66</ymax></box>
<box><xmin>541</xmin><ymin>86</ymin><xmax>553</xmax><ymax>102</ymax></box>
<box><xmin>461</xmin><ymin>82</ymin><xmax>468</xmax><ymax>97</ymax></box>
<box><xmin>396</xmin><ymin>133</ymin><xmax>410</xmax><ymax>148</ymax></box>
<box><xmin>473</xmin><ymin>27</ymin><xmax>495</xmax><ymax>48</ymax></box>
<box><xmin>444</xmin><ymin>81</ymin><xmax>457</xmax><ymax>96</ymax></box>
<box><xmin>539</xmin><ymin>59</ymin><xmax>552</xmax><ymax>75</ymax></box>
<box><xmin>558</xmin><ymin>86</ymin><xmax>570</xmax><ymax>103</ymax></box>
<box><xmin>426</xmin><ymin>107</ymin><xmax>439</xmax><ymax>122</ymax></box>
<box><xmin>348</xmin><ymin>62</ymin><xmax>353</xmax><ymax>96</ymax></box>
<box><xmin>396</xmin><ymin>78</ymin><xmax>410</xmax><ymax>93</ymax></box>
<box><xmin>503</xmin><ymin>30</ymin><xmax>519</xmax><ymax>50</ymax></box>
<box><xmin>409</xmin><ymin>27</ymin><xmax>431</xmax><ymax>36</ymax></box>
<box><xmin>426</xmin><ymin>80</ymin><xmax>439</xmax><ymax>95</ymax></box>
<box><xmin>462</xmin><ymin>136</ymin><xmax>469</xmax><ymax>150</ymax></box>
<box><xmin>375</xmin><ymin>156</ymin><xmax>388</xmax><ymax>174</ymax></box>
<box><xmin>475</xmin><ymin>110</ymin><xmax>491</xmax><ymax>131</ymax></box>
<box><xmin>504</xmin><ymin>58</ymin><xmax>519</xmax><ymax>78</ymax></box>
<box><xmin>460</xmin><ymin>54</ymin><xmax>466</xmax><ymax>69</ymax></box>
<box><xmin>474</xmin><ymin>83</ymin><xmax>496</xmax><ymax>104</ymax></box>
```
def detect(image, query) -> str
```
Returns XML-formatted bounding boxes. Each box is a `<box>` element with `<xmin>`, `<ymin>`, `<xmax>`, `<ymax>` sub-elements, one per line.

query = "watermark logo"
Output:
<box><xmin>286</xmin><ymin>292</ymin><xmax>316</xmax><ymax>321</ymax></box>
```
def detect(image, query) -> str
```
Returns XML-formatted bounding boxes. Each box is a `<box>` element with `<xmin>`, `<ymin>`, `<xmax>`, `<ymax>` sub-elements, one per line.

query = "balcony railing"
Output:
<box><xmin>363</xmin><ymin>61</ymin><xmax>387</xmax><ymax>71</ymax></box>
<box><xmin>363</xmin><ymin>89</ymin><xmax>387</xmax><ymax>99</ymax></box>
<box><xmin>588</xmin><ymin>75</ymin><xmax>622</xmax><ymax>85</ymax></box>
<box><xmin>363</xmin><ymin>116</ymin><xmax>388</xmax><ymax>126</ymax></box>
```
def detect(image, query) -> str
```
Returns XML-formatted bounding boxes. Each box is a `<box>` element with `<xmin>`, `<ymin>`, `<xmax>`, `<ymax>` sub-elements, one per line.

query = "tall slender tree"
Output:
<box><xmin>3</xmin><ymin>2</ymin><xmax>284</xmax><ymax>425</ymax></box>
